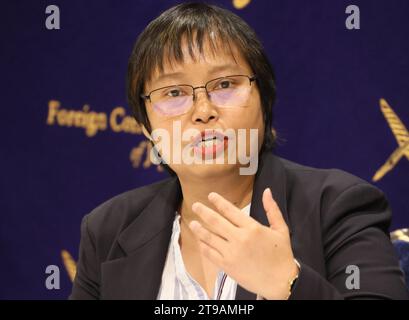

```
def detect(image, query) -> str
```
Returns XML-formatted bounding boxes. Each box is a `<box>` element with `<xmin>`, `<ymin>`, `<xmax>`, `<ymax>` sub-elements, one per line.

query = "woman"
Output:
<box><xmin>70</xmin><ymin>2</ymin><xmax>408</xmax><ymax>300</ymax></box>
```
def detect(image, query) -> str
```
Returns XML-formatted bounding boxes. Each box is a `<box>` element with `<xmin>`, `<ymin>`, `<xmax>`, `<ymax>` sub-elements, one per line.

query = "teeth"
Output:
<box><xmin>197</xmin><ymin>138</ymin><xmax>221</xmax><ymax>148</ymax></box>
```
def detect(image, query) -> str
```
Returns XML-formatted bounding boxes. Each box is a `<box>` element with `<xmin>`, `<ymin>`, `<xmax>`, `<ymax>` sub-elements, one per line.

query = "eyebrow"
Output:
<box><xmin>208</xmin><ymin>63</ymin><xmax>243</xmax><ymax>74</ymax></box>
<box><xmin>154</xmin><ymin>63</ymin><xmax>244</xmax><ymax>84</ymax></box>
<box><xmin>154</xmin><ymin>72</ymin><xmax>185</xmax><ymax>83</ymax></box>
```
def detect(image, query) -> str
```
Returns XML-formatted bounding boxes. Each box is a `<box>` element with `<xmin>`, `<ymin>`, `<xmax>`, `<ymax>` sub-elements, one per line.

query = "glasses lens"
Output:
<box><xmin>151</xmin><ymin>86</ymin><xmax>192</xmax><ymax>116</ymax></box>
<box><xmin>208</xmin><ymin>76</ymin><xmax>251</xmax><ymax>108</ymax></box>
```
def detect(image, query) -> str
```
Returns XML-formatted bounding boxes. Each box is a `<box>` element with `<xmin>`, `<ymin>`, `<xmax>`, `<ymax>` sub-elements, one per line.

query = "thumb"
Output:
<box><xmin>262</xmin><ymin>188</ymin><xmax>287</xmax><ymax>230</ymax></box>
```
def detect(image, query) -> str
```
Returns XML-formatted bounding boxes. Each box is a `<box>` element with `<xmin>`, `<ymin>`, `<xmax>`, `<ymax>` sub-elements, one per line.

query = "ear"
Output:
<box><xmin>141</xmin><ymin>125</ymin><xmax>153</xmax><ymax>141</ymax></box>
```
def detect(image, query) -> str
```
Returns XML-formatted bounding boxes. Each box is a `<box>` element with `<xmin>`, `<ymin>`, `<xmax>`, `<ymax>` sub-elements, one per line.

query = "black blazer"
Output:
<box><xmin>70</xmin><ymin>151</ymin><xmax>408</xmax><ymax>300</ymax></box>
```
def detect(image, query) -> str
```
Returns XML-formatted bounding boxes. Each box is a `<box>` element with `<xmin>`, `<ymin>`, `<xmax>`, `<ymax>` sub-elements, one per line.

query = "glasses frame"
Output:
<box><xmin>140</xmin><ymin>74</ymin><xmax>257</xmax><ymax>103</ymax></box>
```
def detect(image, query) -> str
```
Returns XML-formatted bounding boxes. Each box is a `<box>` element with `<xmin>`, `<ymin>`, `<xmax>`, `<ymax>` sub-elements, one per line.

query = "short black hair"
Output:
<box><xmin>127</xmin><ymin>2</ymin><xmax>277</xmax><ymax>173</ymax></box>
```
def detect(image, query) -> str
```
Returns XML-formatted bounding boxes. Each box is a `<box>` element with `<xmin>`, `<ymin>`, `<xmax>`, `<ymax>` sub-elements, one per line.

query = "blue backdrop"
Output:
<box><xmin>1</xmin><ymin>0</ymin><xmax>408</xmax><ymax>299</ymax></box>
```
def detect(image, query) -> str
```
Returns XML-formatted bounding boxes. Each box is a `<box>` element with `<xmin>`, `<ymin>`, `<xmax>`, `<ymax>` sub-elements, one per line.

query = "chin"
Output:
<box><xmin>177</xmin><ymin>161</ymin><xmax>239</xmax><ymax>180</ymax></box>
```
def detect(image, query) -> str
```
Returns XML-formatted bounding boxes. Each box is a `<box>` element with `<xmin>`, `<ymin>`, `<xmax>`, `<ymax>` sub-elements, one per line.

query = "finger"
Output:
<box><xmin>197</xmin><ymin>238</ymin><xmax>224</xmax><ymax>268</ymax></box>
<box><xmin>189</xmin><ymin>220</ymin><xmax>227</xmax><ymax>256</ymax></box>
<box><xmin>208</xmin><ymin>192</ymin><xmax>254</xmax><ymax>228</ymax></box>
<box><xmin>192</xmin><ymin>202</ymin><xmax>237</xmax><ymax>239</ymax></box>
<box><xmin>262</xmin><ymin>188</ymin><xmax>287</xmax><ymax>230</ymax></box>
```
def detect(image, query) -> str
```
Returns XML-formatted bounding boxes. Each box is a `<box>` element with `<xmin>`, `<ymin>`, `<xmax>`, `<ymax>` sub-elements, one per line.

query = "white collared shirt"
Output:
<box><xmin>157</xmin><ymin>203</ymin><xmax>253</xmax><ymax>300</ymax></box>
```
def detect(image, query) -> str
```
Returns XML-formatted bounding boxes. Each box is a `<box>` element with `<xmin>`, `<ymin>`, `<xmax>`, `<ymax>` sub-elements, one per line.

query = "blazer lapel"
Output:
<box><xmin>100</xmin><ymin>151</ymin><xmax>291</xmax><ymax>300</ymax></box>
<box><xmin>235</xmin><ymin>151</ymin><xmax>291</xmax><ymax>300</ymax></box>
<box><xmin>101</xmin><ymin>177</ymin><xmax>182</xmax><ymax>299</ymax></box>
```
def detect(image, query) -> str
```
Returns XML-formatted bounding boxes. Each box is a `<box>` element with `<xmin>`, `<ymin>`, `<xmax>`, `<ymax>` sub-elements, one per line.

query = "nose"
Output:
<box><xmin>190</xmin><ymin>88</ymin><xmax>219</xmax><ymax>124</ymax></box>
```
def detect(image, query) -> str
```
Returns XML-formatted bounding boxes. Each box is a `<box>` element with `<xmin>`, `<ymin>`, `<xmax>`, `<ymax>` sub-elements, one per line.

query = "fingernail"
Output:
<box><xmin>208</xmin><ymin>192</ymin><xmax>216</xmax><ymax>201</ymax></box>
<box><xmin>189</xmin><ymin>220</ymin><xmax>200</xmax><ymax>230</ymax></box>
<box><xmin>192</xmin><ymin>202</ymin><xmax>199</xmax><ymax>212</ymax></box>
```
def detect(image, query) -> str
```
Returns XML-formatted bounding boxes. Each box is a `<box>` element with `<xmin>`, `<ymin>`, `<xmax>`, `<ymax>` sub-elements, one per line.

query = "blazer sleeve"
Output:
<box><xmin>69</xmin><ymin>214</ymin><xmax>100</xmax><ymax>300</ymax></box>
<box><xmin>290</xmin><ymin>183</ymin><xmax>409</xmax><ymax>300</ymax></box>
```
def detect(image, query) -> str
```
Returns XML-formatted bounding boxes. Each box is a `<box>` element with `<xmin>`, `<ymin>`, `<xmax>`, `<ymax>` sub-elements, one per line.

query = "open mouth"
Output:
<box><xmin>191</xmin><ymin>130</ymin><xmax>228</xmax><ymax>158</ymax></box>
<box><xmin>196</xmin><ymin>135</ymin><xmax>224</xmax><ymax>148</ymax></box>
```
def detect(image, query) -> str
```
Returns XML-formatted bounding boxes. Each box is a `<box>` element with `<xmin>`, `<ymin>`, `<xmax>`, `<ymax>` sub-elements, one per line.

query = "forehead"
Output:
<box><xmin>146</xmin><ymin>35</ymin><xmax>252</xmax><ymax>87</ymax></box>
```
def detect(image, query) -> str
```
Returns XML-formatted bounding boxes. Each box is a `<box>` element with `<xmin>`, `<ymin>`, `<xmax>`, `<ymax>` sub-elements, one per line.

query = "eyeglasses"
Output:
<box><xmin>141</xmin><ymin>74</ymin><xmax>256</xmax><ymax>117</ymax></box>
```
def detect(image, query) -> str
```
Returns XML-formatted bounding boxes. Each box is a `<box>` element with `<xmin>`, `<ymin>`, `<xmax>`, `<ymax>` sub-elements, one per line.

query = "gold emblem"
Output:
<box><xmin>390</xmin><ymin>228</ymin><xmax>409</xmax><ymax>243</ymax></box>
<box><xmin>61</xmin><ymin>250</ymin><xmax>77</xmax><ymax>282</ymax></box>
<box><xmin>372</xmin><ymin>99</ymin><xmax>408</xmax><ymax>182</ymax></box>
<box><xmin>233</xmin><ymin>0</ymin><xmax>252</xmax><ymax>9</ymax></box>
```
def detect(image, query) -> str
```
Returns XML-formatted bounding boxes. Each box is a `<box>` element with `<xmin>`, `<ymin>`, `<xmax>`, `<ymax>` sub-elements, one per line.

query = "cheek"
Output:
<box><xmin>246</xmin><ymin>94</ymin><xmax>265</xmax><ymax>146</ymax></box>
<box><xmin>145</xmin><ymin>116</ymin><xmax>192</xmax><ymax>169</ymax></box>
<box><xmin>218</xmin><ymin>104</ymin><xmax>265</xmax><ymax>151</ymax></box>
<box><xmin>219</xmin><ymin>99</ymin><xmax>264</xmax><ymax>131</ymax></box>
<box><xmin>249</xmin><ymin>108</ymin><xmax>265</xmax><ymax>150</ymax></box>
<box><xmin>145</xmin><ymin>105</ymin><xmax>175</xmax><ymax>137</ymax></box>
<box><xmin>145</xmin><ymin>105</ymin><xmax>161</xmax><ymax>130</ymax></box>
<box><xmin>143</xmin><ymin>108</ymin><xmax>173</xmax><ymax>159</ymax></box>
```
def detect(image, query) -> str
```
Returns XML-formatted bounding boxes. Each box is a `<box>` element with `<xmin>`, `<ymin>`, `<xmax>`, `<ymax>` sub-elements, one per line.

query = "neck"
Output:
<box><xmin>177</xmin><ymin>169</ymin><xmax>255</xmax><ymax>243</ymax></box>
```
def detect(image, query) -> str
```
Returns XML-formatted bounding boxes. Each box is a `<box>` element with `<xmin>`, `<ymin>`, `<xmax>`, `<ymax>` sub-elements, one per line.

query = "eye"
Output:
<box><xmin>215</xmin><ymin>79</ymin><xmax>235</xmax><ymax>90</ymax></box>
<box><xmin>164</xmin><ymin>87</ymin><xmax>188</xmax><ymax>98</ymax></box>
<box><xmin>168</xmin><ymin>89</ymin><xmax>181</xmax><ymax>97</ymax></box>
